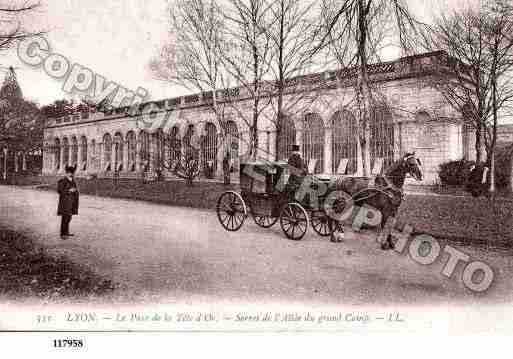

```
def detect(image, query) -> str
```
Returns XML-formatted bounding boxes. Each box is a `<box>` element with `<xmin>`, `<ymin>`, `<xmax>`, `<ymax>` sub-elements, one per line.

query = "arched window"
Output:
<box><xmin>54</xmin><ymin>138</ymin><xmax>61</xmax><ymax>171</ymax></box>
<box><xmin>370</xmin><ymin>107</ymin><xmax>394</xmax><ymax>170</ymax></box>
<box><xmin>80</xmin><ymin>136</ymin><xmax>87</xmax><ymax>170</ymax></box>
<box><xmin>71</xmin><ymin>137</ymin><xmax>78</xmax><ymax>166</ymax></box>
<box><xmin>62</xmin><ymin>137</ymin><xmax>69</xmax><ymax>167</ymax></box>
<box><xmin>90</xmin><ymin>139</ymin><xmax>96</xmax><ymax>170</ymax></box>
<box><xmin>114</xmin><ymin>132</ymin><xmax>124</xmax><ymax>171</ymax></box>
<box><xmin>183</xmin><ymin>124</ymin><xmax>196</xmax><ymax>159</ymax></box>
<box><xmin>302</xmin><ymin>113</ymin><xmax>325</xmax><ymax>174</ymax></box>
<box><xmin>332</xmin><ymin>110</ymin><xmax>357</xmax><ymax>174</ymax></box>
<box><xmin>169</xmin><ymin>126</ymin><xmax>181</xmax><ymax>164</ymax></box>
<box><xmin>202</xmin><ymin>122</ymin><xmax>217</xmax><ymax>176</ymax></box>
<box><xmin>153</xmin><ymin>129</ymin><xmax>165</xmax><ymax>171</ymax></box>
<box><xmin>126</xmin><ymin>131</ymin><xmax>136</xmax><ymax>171</ymax></box>
<box><xmin>277</xmin><ymin>116</ymin><xmax>296</xmax><ymax>161</ymax></box>
<box><xmin>139</xmin><ymin>131</ymin><xmax>150</xmax><ymax>170</ymax></box>
<box><xmin>103</xmin><ymin>133</ymin><xmax>112</xmax><ymax>171</ymax></box>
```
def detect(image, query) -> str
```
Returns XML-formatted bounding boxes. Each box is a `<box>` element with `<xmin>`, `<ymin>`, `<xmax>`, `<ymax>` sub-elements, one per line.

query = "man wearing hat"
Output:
<box><xmin>57</xmin><ymin>165</ymin><xmax>79</xmax><ymax>239</ymax></box>
<box><xmin>287</xmin><ymin>144</ymin><xmax>307</xmax><ymax>198</ymax></box>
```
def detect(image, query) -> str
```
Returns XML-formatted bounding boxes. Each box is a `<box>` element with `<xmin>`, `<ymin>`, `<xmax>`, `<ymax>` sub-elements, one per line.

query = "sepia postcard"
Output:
<box><xmin>1</xmin><ymin>0</ymin><xmax>513</xmax><ymax>352</ymax></box>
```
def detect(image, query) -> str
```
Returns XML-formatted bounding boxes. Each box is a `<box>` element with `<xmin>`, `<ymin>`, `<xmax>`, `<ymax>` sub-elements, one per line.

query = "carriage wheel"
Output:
<box><xmin>251</xmin><ymin>211</ymin><xmax>278</xmax><ymax>228</ymax></box>
<box><xmin>311</xmin><ymin>211</ymin><xmax>333</xmax><ymax>237</ymax></box>
<box><xmin>279</xmin><ymin>202</ymin><xmax>309</xmax><ymax>240</ymax></box>
<box><xmin>216</xmin><ymin>191</ymin><xmax>247</xmax><ymax>231</ymax></box>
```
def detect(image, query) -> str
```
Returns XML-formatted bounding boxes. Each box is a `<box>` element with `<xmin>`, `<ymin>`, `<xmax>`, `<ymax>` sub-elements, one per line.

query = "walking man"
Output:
<box><xmin>57</xmin><ymin>165</ymin><xmax>79</xmax><ymax>239</ymax></box>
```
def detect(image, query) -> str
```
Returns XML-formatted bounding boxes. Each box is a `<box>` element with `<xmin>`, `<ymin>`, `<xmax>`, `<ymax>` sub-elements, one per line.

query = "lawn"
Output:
<box><xmin>0</xmin><ymin>227</ymin><xmax>115</xmax><ymax>300</ymax></box>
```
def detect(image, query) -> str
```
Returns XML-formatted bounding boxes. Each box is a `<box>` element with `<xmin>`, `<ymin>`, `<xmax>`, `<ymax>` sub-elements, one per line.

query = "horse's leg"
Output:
<box><xmin>329</xmin><ymin>217</ymin><xmax>344</xmax><ymax>243</ymax></box>
<box><xmin>327</xmin><ymin>194</ymin><xmax>345</xmax><ymax>243</ymax></box>
<box><xmin>378</xmin><ymin>213</ymin><xmax>389</xmax><ymax>250</ymax></box>
<box><xmin>378</xmin><ymin>207</ymin><xmax>395</xmax><ymax>250</ymax></box>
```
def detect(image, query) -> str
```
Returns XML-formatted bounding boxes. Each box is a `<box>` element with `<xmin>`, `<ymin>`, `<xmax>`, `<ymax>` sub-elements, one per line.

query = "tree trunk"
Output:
<box><xmin>275</xmin><ymin>2</ymin><xmax>285</xmax><ymax>162</ymax></box>
<box><xmin>275</xmin><ymin>86</ymin><xmax>284</xmax><ymax>161</ymax></box>
<box><xmin>475</xmin><ymin>123</ymin><xmax>482</xmax><ymax>163</ymax></box>
<box><xmin>356</xmin><ymin>0</ymin><xmax>371</xmax><ymax>176</ymax></box>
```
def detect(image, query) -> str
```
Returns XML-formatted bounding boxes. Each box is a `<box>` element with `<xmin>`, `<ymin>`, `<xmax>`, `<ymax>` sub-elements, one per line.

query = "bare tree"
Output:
<box><xmin>165</xmin><ymin>143</ymin><xmax>201</xmax><ymax>186</ymax></box>
<box><xmin>483</xmin><ymin>0</ymin><xmax>513</xmax><ymax>193</ymax></box>
<box><xmin>318</xmin><ymin>0</ymin><xmax>425</xmax><ymax>175</ymax></box>
<box><xmin>425</xmin><ymin>1</ymin><xmax>513</xmax><ymax>193</ymax></box>
<box><xmin>156</xmin><ymin>123</ymin><xmax>202</xmax><ymax>186</ymax></box>
<box><xmin>264</xmin><ymin>0</ymin><xmax>324</xmax><ymax>160</ymax></box>
<box><xmin>150</xmin><ymin>0</ymin><xmax>239</xmax><ymax>180</ymax></box>
<box><xmin>221</xmin><ymin>0</ymin><xmax>274</xmax><ymax>160</ymax></box>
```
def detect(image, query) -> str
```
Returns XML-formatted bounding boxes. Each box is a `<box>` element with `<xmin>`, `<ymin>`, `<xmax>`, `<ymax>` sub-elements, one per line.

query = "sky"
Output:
<box><xmin>1</xmin><ymin>0</ymin><xmax>475</xmax><ymax>107</ymax></box>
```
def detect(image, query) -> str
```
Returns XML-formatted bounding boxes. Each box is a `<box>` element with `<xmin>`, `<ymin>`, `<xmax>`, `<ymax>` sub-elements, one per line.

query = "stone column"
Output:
<box><xmin>163</xmin><ymin>135</ymin><xmax>171</xmax><ymax>178</ymax></box>
<box><xmin>297</xmin><ymin>128</ymin><xmax>303</xmax><ymax>149</ymax></box>
<box><xmin>60</xmin><ymin>145</ymin><xmax>65</xmax><ymax>173</ymax></box>
<box><xmin>0</xmin><ymin>150</ymin><xmax>3</xmax><ymax>177</ymax></box>
<box><xmin>136</xmin><ymin>137</ymin><xmax>142</xmax><ymax>172</ymax></box>
<box><xmin>324</xmin><ymin>126</ymin><xmax>332</xmax><ymax>174</ymax></box>
<box><xmin>123</xmin><ymin>139</ymin><xmax>129</xmax><ymax>173</ymax></box>
<box><xmin>13</xmin><ymin>152</ymin><xmax>18</xmax><ymax>172</ymax></box>
<box><xmin>1</xmin><ymin>149</ymin><xmax>5</xmax><ymax>180</ymax></box>
<box><xmin>111</xmin><ymin>141</ymin><xmax>116</xmax><ymax>172</ymax></box>
<box><xmin>22</xmin><ymin>152</ymin><xmax>27</xmax><ymax>172</ymax></box>
<box><xmin>265</xmin><ymin>131</ymin><xmax>270</xmax><ymax>161</ymax></box>
<box><xmin>149</xmin><ymin>134</ymin><xmax>156</xmax><ymax>172</ymax></box>
<box><xmin>99</xmin><ymin>142</ymin><xmax>104</xmax><ymax>173</ymax></box>
<box><xmin>53</xmin><ymin>147</ymin><xmax>58</xmax><ymax>173</ymax></box>
<box><xmin>394</xmin><ymin>122</ymin><xmax>402</xmax><ymax>160</ymax></box>
<box><xmin>68</xmin><ymin>144</ymin><xmax>73</xmax><ymax>169</ymax></box>
<box><xmin>268</xmin><ymin>130</ymin><xmax>276</xmax><ymax>161</ymax></box>
<box><xmin>77</xmin><ymin>143</ymin><xmax>83</xmax><ymax>172</ymax></box>
<box><xmin>216</xmin><ymin>133</ymin><xmax>224</xmax><ymax>178</ymax></box>
<box><xmin>88</xmin><ymin>140</ymin><xmax>95</xmax><ymax>172</ymax></box>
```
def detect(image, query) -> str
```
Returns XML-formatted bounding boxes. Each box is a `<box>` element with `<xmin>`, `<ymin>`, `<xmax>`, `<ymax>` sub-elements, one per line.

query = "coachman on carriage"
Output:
<box><xmin>216</xmin><ymin>149</ymin><xmax>423</xmax><ymax>250</ymax></box>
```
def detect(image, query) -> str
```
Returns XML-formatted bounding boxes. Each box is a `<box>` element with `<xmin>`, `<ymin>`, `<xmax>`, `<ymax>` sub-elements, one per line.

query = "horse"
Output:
<box><xmin>325</xmin><ymin>152</ymin><xmax>423</xmax><ymax>250</ymax></box>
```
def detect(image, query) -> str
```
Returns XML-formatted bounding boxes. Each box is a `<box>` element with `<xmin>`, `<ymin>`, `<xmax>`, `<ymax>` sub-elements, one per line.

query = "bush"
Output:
<box><xmin>438</xmin><ymin>159</ymin><xmax>475</xmax><ymax>186</ymax></box>
<box><xmin>495</xmin><ymin>144</ymin><xmax>513</xmax><ymax>190</ymax></box>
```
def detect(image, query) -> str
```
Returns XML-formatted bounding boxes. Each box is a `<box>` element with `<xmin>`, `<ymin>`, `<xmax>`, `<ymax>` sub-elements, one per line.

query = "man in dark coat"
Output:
<box><xmin>287</xmin><ymin>144</ymin><xmax>307</xmax><ymax>198</ymax></box>
<box><xmin>57</xmin><ymin>165</ymin><xmax>79</xmax><ymax>239</ymax></box>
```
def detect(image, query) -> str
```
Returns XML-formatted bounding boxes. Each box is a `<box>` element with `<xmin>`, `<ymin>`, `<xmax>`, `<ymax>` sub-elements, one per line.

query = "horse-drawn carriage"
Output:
<box><xmin>216</xmin><ymin>153</ymin><xmax>423</xmax><ymax>247</ymax></box>
<box><xmin>216</xmin><ymin>160</ymin><xmax>336</xmax><ymax>240</ymax></box>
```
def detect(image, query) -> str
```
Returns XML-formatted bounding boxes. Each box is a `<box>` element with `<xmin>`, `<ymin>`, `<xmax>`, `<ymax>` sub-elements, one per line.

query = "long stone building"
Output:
<box><xmin>42</xmin><ymin>51</ymin><xmax>479</xmax><ymax>185</ymax></box>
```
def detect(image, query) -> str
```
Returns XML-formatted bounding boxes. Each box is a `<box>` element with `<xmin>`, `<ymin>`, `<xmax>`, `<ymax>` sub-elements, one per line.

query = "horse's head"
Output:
<box><xmin>403</xmin><ymin>152</ymin><xmax>423</xmax><ymax>181</ymax></box>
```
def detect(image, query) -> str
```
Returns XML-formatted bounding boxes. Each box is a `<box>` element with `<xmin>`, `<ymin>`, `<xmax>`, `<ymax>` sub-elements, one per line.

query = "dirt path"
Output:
<box><xmin>1</xmin><ymin>185</ymin><xmax>512</xmax><ymax>307</ymax></box>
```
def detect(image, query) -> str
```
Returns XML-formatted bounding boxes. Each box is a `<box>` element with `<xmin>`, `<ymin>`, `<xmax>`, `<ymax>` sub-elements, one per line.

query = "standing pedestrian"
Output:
<box><xmin>57</xmin><ymin>165</ymin><xmax>79</xmax><ymax>239</ymax></box>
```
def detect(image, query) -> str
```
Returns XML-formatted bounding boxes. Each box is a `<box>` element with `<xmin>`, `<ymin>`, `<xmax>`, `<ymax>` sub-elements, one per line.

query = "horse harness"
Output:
<box><xmin>353</xmin><ymin>160</ymin><xmax>408</xmax><ymax>207</ymax></box>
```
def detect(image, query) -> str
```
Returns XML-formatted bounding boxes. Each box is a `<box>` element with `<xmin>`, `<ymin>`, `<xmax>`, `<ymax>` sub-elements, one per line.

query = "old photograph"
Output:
<box><xmin>0</xmin><ymin>0</ymin><xmax>512</xmax><ymax>338</ymax></box>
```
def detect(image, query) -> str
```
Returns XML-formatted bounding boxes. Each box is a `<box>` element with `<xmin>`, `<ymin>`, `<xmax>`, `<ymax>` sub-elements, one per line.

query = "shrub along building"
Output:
<box><xmin>43</xmin><ymin>51</ymin><xmax>480</xmax><ymax>185</ymax></box>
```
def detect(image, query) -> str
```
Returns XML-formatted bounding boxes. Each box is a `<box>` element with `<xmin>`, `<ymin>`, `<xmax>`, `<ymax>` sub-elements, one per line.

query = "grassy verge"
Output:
<box><xmin>0</xmin><ymin>227</ymin><xmax>115</xmax><ymax>300</ymax></box>
<box><xmin>397</xmin><ymin>194</ymin><xmax>513</xmax><ymax>247</ymax></box>
<box><xmin>36</xmin><ymin>176</ymin><xmax>238</xmax><ymax>210</ymax></box>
